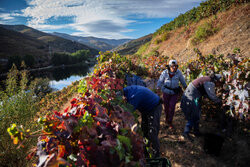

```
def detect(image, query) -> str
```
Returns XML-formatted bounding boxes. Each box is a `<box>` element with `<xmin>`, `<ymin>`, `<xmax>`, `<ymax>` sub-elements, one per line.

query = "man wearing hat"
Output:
<box><xmin>181</xmin><ymin>74</ymin><xmax>223</xmax><ymax>141</ymax></box>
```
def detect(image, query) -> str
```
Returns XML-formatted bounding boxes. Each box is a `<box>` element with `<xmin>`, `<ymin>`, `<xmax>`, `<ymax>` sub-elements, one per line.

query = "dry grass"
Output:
<box><xmin>145</xmin><ymin>4</ymin><xmax>250</xmax><ymax>63</ymax></box>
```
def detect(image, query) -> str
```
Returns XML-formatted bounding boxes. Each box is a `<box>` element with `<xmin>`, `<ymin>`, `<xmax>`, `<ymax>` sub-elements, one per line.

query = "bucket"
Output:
<box><xmin>203</xmin><ymin>133</ymin><xmax>224</xmax><ymax>156</ymax></box>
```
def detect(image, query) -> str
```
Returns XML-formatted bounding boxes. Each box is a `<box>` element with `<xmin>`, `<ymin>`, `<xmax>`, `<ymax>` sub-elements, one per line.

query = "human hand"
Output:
<box><xmin>173</xmin><ymin>87</ymin><xmax>182</xmax><ymax>94</ymax></box>
<box><xmin>155</xmin><ymin>88</ymin><xmax>161</xmax><ymax>95</ymax></box>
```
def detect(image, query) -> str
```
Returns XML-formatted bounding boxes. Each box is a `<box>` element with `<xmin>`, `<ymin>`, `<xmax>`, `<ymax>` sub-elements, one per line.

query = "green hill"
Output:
<box><xmin>0</xmin><ymin>24</ymin><xmax>98</xmax><ymax>55</ymax></box>
<box><xmin>116</xmin><ymin>1</ymin><xmax>249</xmax><ymax>60</ymax></box>
<box><xmin>0</xmin><ymin>27</ymin><xmax>49</xmax><ymax>66</ymax></box>
<box><xmin>113</xmin><ymin>34</ymin><xmax>152</xmax><ymax>55</ymax></box>
<box><xmin>0</xmin><ymin>25</ymin><xmax>99</xmax><ymax>70</ymax></box>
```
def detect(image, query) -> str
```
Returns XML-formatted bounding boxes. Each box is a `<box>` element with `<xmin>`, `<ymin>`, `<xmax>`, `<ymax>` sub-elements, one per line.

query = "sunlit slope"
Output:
<box><xmin>116</xmin><ymin>2</ymin><xmax>249</xmax><ymax>61</ymax></box>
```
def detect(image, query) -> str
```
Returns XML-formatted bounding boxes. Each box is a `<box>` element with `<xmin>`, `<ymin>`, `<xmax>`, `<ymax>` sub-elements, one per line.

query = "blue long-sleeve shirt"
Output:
<box><xmin>123</xmin><ymin>85</ymin><xmax>160</xmax><ymax>113</ymax></box>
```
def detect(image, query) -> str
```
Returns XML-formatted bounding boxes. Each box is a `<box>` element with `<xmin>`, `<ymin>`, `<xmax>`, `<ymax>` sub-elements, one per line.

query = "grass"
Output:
<box><xmin>135</xmin><ymin>42</ymin><xmax>151</xmax><ymax>56</ymax></box>
<box><xmin>191</xmin><ymin>21</ymin><xmax>219</xmax><ymax>45</ymax></box>
<box><xmin>153</xmin><ymin>32</ymin><xmax>170</xmax><ymax>44</ymax></box>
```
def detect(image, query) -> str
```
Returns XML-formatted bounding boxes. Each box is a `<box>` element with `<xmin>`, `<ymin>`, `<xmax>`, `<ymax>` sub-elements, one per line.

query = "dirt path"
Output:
<box><xmin>159</xmin><ymin>102</ymin><xmax>249</xmax><ymax>167</ymax></box>
<box><xmin>144</xmin><ymin>78</ymin><xmax>249</xmax><ymax>167</ymax></box>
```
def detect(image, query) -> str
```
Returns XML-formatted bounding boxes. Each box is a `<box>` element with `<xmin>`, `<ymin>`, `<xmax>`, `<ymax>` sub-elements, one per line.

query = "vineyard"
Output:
<box><xmin>5</xmin><ymin>48</ymin><xmax>249</xmax><ymax>166</ymax></box>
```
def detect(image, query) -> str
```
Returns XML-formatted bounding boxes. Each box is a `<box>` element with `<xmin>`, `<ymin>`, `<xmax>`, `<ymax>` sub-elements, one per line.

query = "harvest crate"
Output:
<box><xmin>146</xmin><ymin>157</ymin><xmax>171</xmax><ymax>167</ymax></box>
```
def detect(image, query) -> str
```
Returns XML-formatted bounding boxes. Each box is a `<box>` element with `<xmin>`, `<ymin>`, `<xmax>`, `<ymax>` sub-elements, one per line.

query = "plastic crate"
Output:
<box><xmin>146</xmin><ymin>157</ymin><xmax>171</xmax><ymax>167</ymax></box>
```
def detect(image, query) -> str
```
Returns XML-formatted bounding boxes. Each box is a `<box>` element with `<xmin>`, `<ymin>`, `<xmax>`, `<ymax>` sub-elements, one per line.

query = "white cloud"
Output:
<box><xmin>0</xmin><ymin>11</ymin><xmax>25</xmax><ymax>24</ymax></box>
<box><xmin>0</xmin><ymin>13</ymin><xmax>15</xmax><ymax>20</ymax></box>
<box><xmin>30</xmin><ymin>23</ymin><xmax>71</xmax><ymax>30</ymax></box>
<box><xmin>21</xmin><ymin>0</ymin><xmax>202</xmax><ymax>38</ymax></box>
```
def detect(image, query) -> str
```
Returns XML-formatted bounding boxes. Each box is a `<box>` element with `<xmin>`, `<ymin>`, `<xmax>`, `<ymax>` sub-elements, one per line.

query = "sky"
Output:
<box><xmin>0</xmin><ymin>0</ymin><xmax>203</xmax><ymax>39</ymax></box>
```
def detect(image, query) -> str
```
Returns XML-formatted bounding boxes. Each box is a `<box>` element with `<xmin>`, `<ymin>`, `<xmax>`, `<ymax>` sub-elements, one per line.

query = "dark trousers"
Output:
<box><xmin>184</xmin><ymin>117</ymin><xmax>200</xmax><ymax>134</ymax></box>
<box><xmin>141</xmin><ymin>104</ymin><xmax>162</xmax><ymax>158</ymax></box>
<box><xmin>163</xmin><ymin>93</ymin><xmax>178</xmax><ymax>125</ymax></box>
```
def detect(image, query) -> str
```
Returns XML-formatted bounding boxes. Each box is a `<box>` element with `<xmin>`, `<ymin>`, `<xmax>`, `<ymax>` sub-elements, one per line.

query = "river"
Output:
<box><xmin>0</xmin><ymin>63</ymin><xmax>94</xmax><ymax>91</ymax></box>
<box><xmin>32</xmin><ymin>63</ymin><xmax>94</xmax><ymax>91</ymax></box>
<box><xmin>49</xmin><ymin>64</ymin><xmax>94</xmax><ymax>90</ymax></box>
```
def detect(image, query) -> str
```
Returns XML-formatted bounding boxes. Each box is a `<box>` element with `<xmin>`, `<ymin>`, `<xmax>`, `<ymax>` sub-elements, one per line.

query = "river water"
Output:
<box><xmin>0</xmin><ymin>63</ymin><xmax>94</xmax><ymax>91</ymax></box>
<box><xmin>27</xmin><ymin>63</ymin><xmax>94</xmax><ymax>91</ymax></box>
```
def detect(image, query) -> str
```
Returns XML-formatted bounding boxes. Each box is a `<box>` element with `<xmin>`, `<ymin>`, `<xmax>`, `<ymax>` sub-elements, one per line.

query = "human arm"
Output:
<box><xmin>157</xmin><ymin>70</ymin><xmax>175</xmax><ymax>94</ymax></box>
<box><xmin>162</xmin><ymin>86</ymin><xmax>175</xmax><ymax>94</ymax></box>
<box><xmin>204</xmin><ymin>82</ymin><xmax>221</xmax><ymax>103</ymax></box>
<box><xmin>178</xmin><ymin>70</ymin><xmax>187</xmax><ymax>88</ymax></box>
<box><xmin>157</xmin><ymin>70</ymin><xmax>166</xmax><ymax>89</ymax></box>
<box><xmin>123</xmin><ymin>86</ymin><xmax>140</xmax><ymax>110</ymax></box>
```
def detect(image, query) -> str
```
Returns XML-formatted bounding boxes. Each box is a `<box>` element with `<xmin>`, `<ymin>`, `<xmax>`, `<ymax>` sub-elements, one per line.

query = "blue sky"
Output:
<box><xmin>0</xmin><ymin>0</ymin><xmax>202</xmax><ymax>39</ymax></box>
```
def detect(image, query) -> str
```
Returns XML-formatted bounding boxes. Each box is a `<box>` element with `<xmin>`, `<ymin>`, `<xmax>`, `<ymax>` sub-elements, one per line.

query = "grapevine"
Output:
<box><xmin>7</xmin><ymin>50</ymin><xmax>249</xmax><ymax>166</ymax></box>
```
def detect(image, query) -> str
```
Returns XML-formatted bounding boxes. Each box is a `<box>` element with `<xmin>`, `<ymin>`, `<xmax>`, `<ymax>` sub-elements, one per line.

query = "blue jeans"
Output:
<box><xmin>184</xmin><ymin>118</ymin><xmax>200</xmax><ymax>134</ymax></box>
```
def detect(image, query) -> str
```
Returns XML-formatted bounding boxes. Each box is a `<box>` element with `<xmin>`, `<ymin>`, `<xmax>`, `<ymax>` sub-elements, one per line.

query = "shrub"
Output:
<box><xmin>161</xmin><ymin>32</ymin><xmax>171</xmax><ymax>41</ymax></box>
<box><xmin>191</xmin><ymin>21</ymin><xmax>218</xmax><ymax>45</ymax></box>
<box><xmin>148</xmin><ymin>47</ymin><xmax>159</xmax><ymax>57</ymax></box>
<box><xmin>9</xmin><ymin>52</ymin><xmax>146</xmax><ymax>166</ymax></box>
<box><xmin>29</xmin><ymin>77</ymin><xmax>52</xmax><ymax>98</ymax></box>
<box><xmin>154</xmin><ymin>38</ymin><xmax>162</xmax><ymax>44</ymax></box>
<box><xmin>135</xmin><ymin>42</ymin><xmax>150</xmax><ymax>56</ymax></box>
<box><xmin>0</xmin><ymin>64</ymin><xmax>39</xmax><ymax>167</ymax></box>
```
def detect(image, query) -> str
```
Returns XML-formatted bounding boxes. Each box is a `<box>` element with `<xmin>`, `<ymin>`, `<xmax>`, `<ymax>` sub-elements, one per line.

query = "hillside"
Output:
<box><xmin>0</xmin><ymin>27</ymin><xmax>49</xmax><ymax>65</ymax></box>
<box><xmin>117</xmin><ymin>3</ymin><xmax>249</xmax><ymax>61</ymax></box>
<box><xmin>113</xmin><ymin>34</ymin><xmax>152</xmax><ymax>55</ymax></box>
<box><xmin>0</xmin><ymin>24</ymin><xmax>48</xmax><ymax>38</ymax></box>
<box><xmin>152</xmin><ymin>4</ymin><xmax>250</xmax><ymax>62</ymax></box>
<box><xmin>52</xmin><ymin>32</ymin><xmax>132</xmax><ymax>51</ymax></box>
<box><xmin>0</xmin><ymin>24</ymin><xmax>99</xmax><ymax>56</ymax></box>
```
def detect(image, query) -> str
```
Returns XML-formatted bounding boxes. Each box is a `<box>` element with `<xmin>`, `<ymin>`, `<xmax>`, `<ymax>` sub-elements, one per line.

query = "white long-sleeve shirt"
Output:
<box><xmin>157</xmin><ymin>69</ymin><xmax>187</xmax><ymax>94</ymax></box>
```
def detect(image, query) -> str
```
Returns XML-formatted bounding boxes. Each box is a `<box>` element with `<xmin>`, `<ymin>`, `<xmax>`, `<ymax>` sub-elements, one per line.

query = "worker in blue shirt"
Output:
<box><xmin>123</xmin><ymin>85</ymin><xmax>162</xmax><ymax>158</ymax></box>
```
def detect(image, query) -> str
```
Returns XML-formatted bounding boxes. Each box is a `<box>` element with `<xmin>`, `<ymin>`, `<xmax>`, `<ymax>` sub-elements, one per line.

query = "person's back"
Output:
<box><xmin>123</xmin><ymin>85</ymin><xmax>162</xmax><ymax>157</ymax></box>
<box><xmin>181</xmin><ymin>74</ymin><xmax>222</xmax><ymax>140</ymax></box>
<box><xmin>124</xmin><ymin>85</ymin><xmax>160</xmax><ymax>113</ymax></box>
<box><xmin>183</xmin><ymin>75</ymin><xmax>221</xmax><ymax>103</ymax></box>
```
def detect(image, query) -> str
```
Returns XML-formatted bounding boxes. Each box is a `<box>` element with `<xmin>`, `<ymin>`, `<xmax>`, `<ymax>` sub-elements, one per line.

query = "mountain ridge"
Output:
<box><xmin>0</xmin><ymin>24</ymin><xmax>98</xmax><ymax>55</ymax></box>
<box><xmin>52</xmin><ymin>32</ymin><xmax>132</xmax><ymax>51</ymax></box>
<box><xmin>113</xmin><ymin>34</ymin><xmax>152</xmax><ymax>55</ymax></box>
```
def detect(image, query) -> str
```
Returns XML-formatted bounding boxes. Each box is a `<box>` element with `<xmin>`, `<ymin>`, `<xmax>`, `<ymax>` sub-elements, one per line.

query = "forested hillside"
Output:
<box><xmin>113</xmin><ymin>34</ymin><xmax>152</xmax><ymax>55</ymax></box>
<box><xmin>0</xmin><ymin>25</ymin><xmax>98</xmax><ymax>71</ymax></box>
<box><xmin>0</xmin><ymin>24</ymin><xmax>98</xmax><ymax>55</ymax></box>
<box><xmin>0</xmin><ymin>27</ymin><xmax>48</xmax><ymax>64</ymax></box>
<box><xmin>52</xmin><ymin>32</ymin><xmax>131</xmax><ymax>52</ymax></box>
